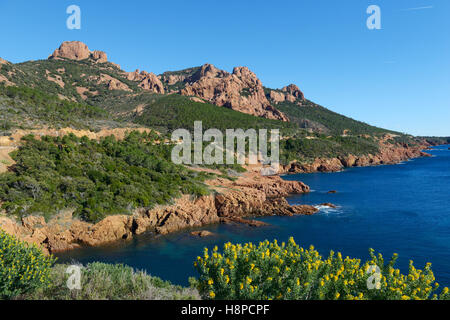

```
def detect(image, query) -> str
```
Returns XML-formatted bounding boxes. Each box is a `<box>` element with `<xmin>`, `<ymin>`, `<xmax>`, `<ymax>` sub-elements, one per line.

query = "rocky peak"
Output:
<box><xmin>180</xmin><ymin>64</ymin><xmax>288</xmax><ymax>121</ymax></box>
<box><xmin>268</xmin><ymin>83</ymin><xmax>305</xmax><ymax>105</ymax></box>
<box><xmin>232</xmin><ymin>67</ymin><xmax>261</xmax><ymax>87</ymax></box>
<box><xmin>49</xmin><ymin>41</ymin><xmax>108</xmax><ymax>63</ymax></box>
<box><xmin>282</xmin><ymin>84</ymin><xmax>304</xmax><ymax>100</ymax></box>
<box><xmin>127</xmin><ymin>69</ymin><xmax>165</xmax><ymax>94</ymax></box>
<box><xmin>191</xmin><ymin>63</ymin><xmax>229</xmax><ymax>81</ymax></box>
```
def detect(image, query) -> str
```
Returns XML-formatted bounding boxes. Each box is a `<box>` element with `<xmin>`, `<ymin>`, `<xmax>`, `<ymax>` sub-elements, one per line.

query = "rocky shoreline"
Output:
<box><xmin>0</xmin><ymin>142</ymin><xmax>433</xmax><ymax>255</ymax></box>
<box><xmin>281</xmin><ymin>142</ymin><xmax>431</xmax><ymax>174</ymax></box>
<box><xmin>0</xmin><ymin>174</ymin><xmax>314</xmax><ymax>254</ymax></box>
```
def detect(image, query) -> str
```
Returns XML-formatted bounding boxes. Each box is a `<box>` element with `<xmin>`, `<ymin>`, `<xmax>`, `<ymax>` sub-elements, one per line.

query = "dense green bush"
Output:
<box><xmin>0</xmin><ymin>83</ymin><xmax>113</xmax><ymax>130</ymax></box>
<box><xmin>194</xmin><ymin>238</ymin><xmax>450</xmax><ymax>300</ymax></box>
<box><xmin>23</xmin><ymin>262</ymin><xmax>199</xmax><ymax>300</ymax></box>
<box><xmin>276</xmin><ymin>100</ymin><xmax>396</xmax><ymax>136</ymax></box>
<box><xmin>0</xmin><ymin>230</ymin><xmax>56</xmax><ymax>299</ymax></box>
<box><xmin>126</xmin><ymin>93</ymin><xmax>298</xmax><ymax>134</ymax></box>
<box><xmin>0</xmin><ymin>131</ymin><xmax>211</xmax><ymax>223</ymax></box>
<box><xmin>280</xmin><ymin>135</ymin><xmax>380</xmax><ymax>163</ymax></box>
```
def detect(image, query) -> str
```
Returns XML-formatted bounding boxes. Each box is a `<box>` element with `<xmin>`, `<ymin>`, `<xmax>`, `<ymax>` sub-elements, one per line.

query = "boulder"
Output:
<box><xmin>191</xmin><ymin>230</ymin><xmax>215</xmax><ymax>237</ymax></box>
<box><xmin>49</xmin><ymin>41</ymin><xmax>109</xmax><ymax>64</ymax></box>
<box><xmin>220</xmin><ymin>217</ymin><xmax>269</xmax><ymax>227</ymax></box>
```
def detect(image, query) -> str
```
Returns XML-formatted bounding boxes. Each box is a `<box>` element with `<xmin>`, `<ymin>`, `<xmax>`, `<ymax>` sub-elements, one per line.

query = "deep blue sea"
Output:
<box><xmin>57</xmin><ymin>145</ymin><xmax>450</xmax><ymax>286</ymax></box>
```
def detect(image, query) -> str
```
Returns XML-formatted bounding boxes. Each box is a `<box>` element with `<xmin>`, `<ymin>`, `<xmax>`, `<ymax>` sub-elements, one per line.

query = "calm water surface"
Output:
<box><xmin>57</xmin><ymin>145</ymin><xmax>450</xmax><ymax>286</ymax></box>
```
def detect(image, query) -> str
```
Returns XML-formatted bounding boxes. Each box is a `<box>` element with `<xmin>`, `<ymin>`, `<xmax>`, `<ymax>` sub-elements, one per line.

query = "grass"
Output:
<box><xmin>20</xmin><ymin>262</ymin><xmax>200</xmax><ymax>300</ymax></box>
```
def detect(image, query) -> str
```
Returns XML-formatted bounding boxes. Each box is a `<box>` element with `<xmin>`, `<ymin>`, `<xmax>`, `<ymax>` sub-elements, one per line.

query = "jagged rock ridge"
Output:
<box><xmin>178</xmin><ymin>64</ymin><xmax>289</xmax><ymax>121</ymax></box>
<box><xmin>269</xmin><ymin>84</ymin><xmax>305</xmax><ymax>105</ymax></box>
<box><xmin>45</xmin><ymin>42</ymin><xmax>312</xmax><ymax>121</ymax></box>
<box><xmin>127</xmin><ymin>70</ymin><xmax>165</xmax><ymax>94</ymax></box>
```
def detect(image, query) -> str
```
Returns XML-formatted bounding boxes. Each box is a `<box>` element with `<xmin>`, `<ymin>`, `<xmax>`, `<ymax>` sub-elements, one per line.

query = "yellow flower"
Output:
<box><xmin>208</xmin><ymin>279</ymin><xmax>214</xmax><ymax>285</ymax></box>
<box><xmin>209</xmin><ymin>291</ymin><xmax>216</xmax><ymax>298</ymax></box>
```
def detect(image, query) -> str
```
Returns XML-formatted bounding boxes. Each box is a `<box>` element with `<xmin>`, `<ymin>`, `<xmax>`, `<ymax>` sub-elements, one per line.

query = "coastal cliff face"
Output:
<box><xmin>0</xmin><ymin>174</ymin><xmax>312</xmax><ymax>254</ymax></box>
<box><xmin>281</xmin><ymin>142</ymin><xmax>431</xmax><ymax>174</ymax></box>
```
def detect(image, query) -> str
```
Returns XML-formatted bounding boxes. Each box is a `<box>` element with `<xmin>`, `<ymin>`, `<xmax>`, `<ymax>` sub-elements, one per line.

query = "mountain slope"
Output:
<box><xmin>274</xmin><ymin>99</ymin><xmax>397</xmax><ymax>136</ymax></box>
<box><xmin>0</xmin><ymin>41</ymin><xmax>397</xmax><ymax>137</ymax></box>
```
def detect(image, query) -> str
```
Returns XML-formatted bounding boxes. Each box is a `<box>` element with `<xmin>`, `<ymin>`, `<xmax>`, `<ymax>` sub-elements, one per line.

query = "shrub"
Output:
<box><xmin>0</xmin><ymin>230</ymin><xmax>56</xmax><ymax>299</ymax></box>
<box><xmin>0</xmin><ymin>131</ymin><xmax>211</xmax><ymax>223</ymax></box>
<box><xmin>24</xmin><ymin>262</ymin><xmax>200</xmax><ymax>300</ymax></box>
<box><xmin>194</xmin><ymin>238</ymin><xmax>450</xmax><ymax>300</ymax></box>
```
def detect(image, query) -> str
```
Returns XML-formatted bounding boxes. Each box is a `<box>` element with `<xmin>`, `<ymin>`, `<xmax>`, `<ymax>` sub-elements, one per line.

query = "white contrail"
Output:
<box><xmin>401</xmin><ymin>6</ymin><xmax>434</xmax><ymax>11</ymax></box>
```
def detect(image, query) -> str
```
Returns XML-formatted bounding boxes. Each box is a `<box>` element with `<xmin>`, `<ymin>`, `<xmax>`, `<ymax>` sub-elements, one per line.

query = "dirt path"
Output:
<box><xmin>0</xmin><ymin>146</ymin><xmax>16</xmax><ymax>173</ymax></box>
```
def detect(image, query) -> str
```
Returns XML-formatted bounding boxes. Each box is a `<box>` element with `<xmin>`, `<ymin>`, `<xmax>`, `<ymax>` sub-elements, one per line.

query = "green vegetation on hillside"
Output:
<box><xmin>280</xmin><ymin>135</ymin><xmax>380</xmax><ymax>164</ymax></box>
<box><xmin>0</xmin><ymin>84</ymin><xmax>114</xmax><ymax>132</ymax></box>
<box><xmin>276</xmin><ymin>100</ymin><xmax>397</xmax><ymax>136</ymax></box>
<box><xmin>0</xmin><ymin>131</ymin><xmax>211</xmax><ymax>223</ymax></box>
<box><xmin>124</xmin><ymin>93</ymin><xmax>299</xmax><ymax>134</ymax></box>
<box><xmin>99</xmin><ymin>93</ymin><xmax>383</xmax><ymax>162</ymax></box>
<box><xmin>1</xmin><ymin>58</ymin><xmax>139</xmax><ymax>104</ymax></box>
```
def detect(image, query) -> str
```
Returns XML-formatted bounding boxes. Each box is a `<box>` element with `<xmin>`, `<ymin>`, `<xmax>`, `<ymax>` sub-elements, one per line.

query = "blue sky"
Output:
<box><xmin>0</xmin><ymin>0</ymin><xmax>449</xmax><ymax>136</ymax></box>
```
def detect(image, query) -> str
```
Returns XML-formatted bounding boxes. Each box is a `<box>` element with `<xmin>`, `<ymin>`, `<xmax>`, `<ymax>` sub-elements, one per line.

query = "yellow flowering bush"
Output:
<box><xmin>194</xmin><ymin>238</ymin><xmax>450</xmax><ymax>300</ymax></box>
<box><xmin>0</xmin><ymin>230</ymin><xmax>56</xmax><ymax>299</ymax></box>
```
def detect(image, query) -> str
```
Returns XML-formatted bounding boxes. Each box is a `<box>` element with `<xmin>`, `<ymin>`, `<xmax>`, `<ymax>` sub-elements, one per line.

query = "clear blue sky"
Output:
<box><xmin>1</xmin><ymin>0</ymin><xmax>449</xmax><ymax>136</ymax></box>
